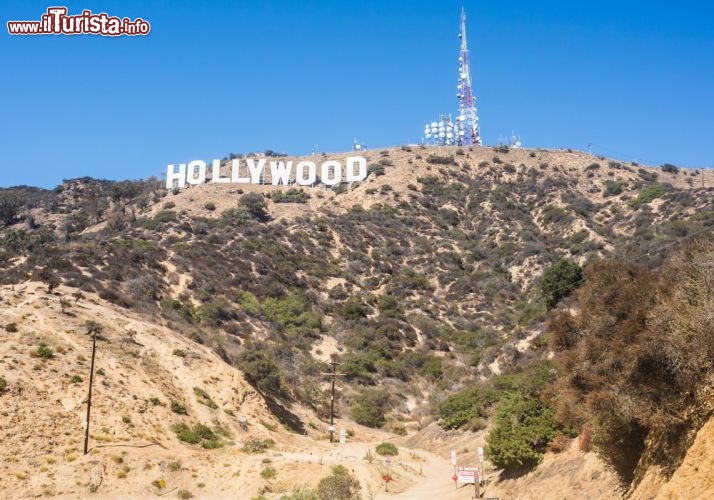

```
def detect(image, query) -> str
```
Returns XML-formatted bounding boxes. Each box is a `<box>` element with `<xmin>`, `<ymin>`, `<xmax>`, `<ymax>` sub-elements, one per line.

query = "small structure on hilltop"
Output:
<box><xmin>352</xmin><ymin>138</ymin><xmax>367</xmax><ymax>151</ymax></box>
<box><xmin>423</xmin><ymin>7</ymin><xmax>483</xmax><ymax>147</ymax></box>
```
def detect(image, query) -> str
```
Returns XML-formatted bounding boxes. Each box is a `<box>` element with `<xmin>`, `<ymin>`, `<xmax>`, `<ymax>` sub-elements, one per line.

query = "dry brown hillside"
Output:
<box><xmin>0</xmin><ymin>145</ymin><xmax>712</xmax><ymax>498</ymax></box>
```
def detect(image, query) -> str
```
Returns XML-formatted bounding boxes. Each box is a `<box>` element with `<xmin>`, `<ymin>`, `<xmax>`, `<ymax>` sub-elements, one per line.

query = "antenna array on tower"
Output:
<box><xmin>423</xmin><ymin>8</ymin><xmax>483</xmax><ymax>147</ymax></box>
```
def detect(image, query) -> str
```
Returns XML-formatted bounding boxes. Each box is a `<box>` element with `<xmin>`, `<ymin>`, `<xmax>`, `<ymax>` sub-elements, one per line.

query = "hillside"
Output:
<box><xmin>1</xmin><ymin>145</ymin><xmax>713</xmax><ymax>498</ymax></box>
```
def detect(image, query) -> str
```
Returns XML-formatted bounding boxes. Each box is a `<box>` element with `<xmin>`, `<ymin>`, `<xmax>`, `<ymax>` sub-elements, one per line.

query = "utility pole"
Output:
<box><xmin>329</xmin><ymin>361</ymin><xmax>337</xmax><ymax>443</ymax></box>
<box><xmin>83</xmin><ymin>321</ymin><xmax>101</xmax><ymax>455</ymax></box>
<box><xmin>320</xmin><ymin>360</ymin><xmax>344</xmax><ymax>443</ymax></box>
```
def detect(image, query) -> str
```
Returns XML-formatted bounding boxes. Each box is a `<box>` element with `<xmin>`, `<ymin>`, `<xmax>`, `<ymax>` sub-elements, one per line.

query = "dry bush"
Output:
<box><xmin>547</xmin><ymin>435</ymin><xmax>572</xmax><ymax>454</ymax></box>
<box><xmin>548</xmin><ymin>236</ymin><xmax>714</xmax><ymax>483</ymax></box>
<box><xmin>578</xmin><ymin>424</ymin><xmax>593</xmax><ymax>452</ymax></box>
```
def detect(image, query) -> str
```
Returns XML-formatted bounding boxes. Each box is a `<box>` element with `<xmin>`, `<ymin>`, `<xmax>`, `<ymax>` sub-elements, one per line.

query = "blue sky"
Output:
<box><xmin>1</xmin><ymin>0</ymin><xmax>713</xmax><ymax>188</ymax></box>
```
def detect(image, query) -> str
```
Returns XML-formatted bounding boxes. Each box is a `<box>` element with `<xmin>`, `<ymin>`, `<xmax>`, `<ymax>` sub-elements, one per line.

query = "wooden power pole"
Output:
<box><xmin>329</xmin><ymin>361</ymin><xmax>337</xmax><ymax>443</ymax></box>
<box><xmin>83</xmin><ymin>321</ymin><xmax>102</xmax><ymax>455</ymax></box>
<box><xmin>321</xmin><ymin>360</ymin><xmax>344</xmax><ymax>443</ymax></box>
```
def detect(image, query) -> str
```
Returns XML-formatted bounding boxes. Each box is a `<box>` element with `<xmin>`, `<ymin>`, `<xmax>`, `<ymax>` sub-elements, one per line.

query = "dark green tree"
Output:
<box><xmin>350</xmin><ymin>388</ymin><xmax>389</xmax><ymax>428</ymax></box>
<box><xmin>0</xmin><ymin>194</ymin><xmax>22</xmax><ymax>226</ymax></box>
<box><xmin>237</xmin><ymin>343</ymin><xmax>282</xmax><ymax>395</ymax></box>
<box><xmin>240</xmin><ymin>193</ymin><xmax>270</xmax><ymax>222</ymax></box>
<box><xmin>540</xmin><ymin>259</ymin><xmax>583</xmax><ymax>309</ymax></box>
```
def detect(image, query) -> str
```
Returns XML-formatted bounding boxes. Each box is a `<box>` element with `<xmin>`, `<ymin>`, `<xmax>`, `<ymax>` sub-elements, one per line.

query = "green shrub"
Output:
<box><xmin>426</xmin><ymin>154</ymin><xmax>455</xmax><ymax>165</ymax></box>
<box><xmin>171</xmin><ymin>422</ymin><xmax>222</xmax><ymax>448</ymax></box>
<box><xmin>69</xmin><ymin>375</ymin><xmax>83</xmax><ymax>384</ymax></box>
<box><xmin>336</xmin><ymin>297</ymin><xmax>368</xmax><ymax>321</ymax></box>
<box><xmin>604</xmin><ymin>180</ymin><xmax>626</xmax><ymax>197</ymax></box>
<box><xmin>262</xmin><ymin>294</ymin><xmax>321</xmax><ymax>331</ymax></box>
<box><xmin>204</xmin><ymin>201</ymin><xmax>216</xmax><ymax>211</ymax></box>
<box><xmin>236</xmin><ymin>290</ymin><xmax>261</xmax><ymax>316</ymax></box>
<box><xmin>391</xmin><ymin>423</ymin><xmax>407</xmax><ymax>436</ymax></box>
<box><xmin>368</xmin><ymin>164</ymin><xmax>385</xmax><ymax>176</ymax></box>
<box><xmin>0</xmin><ymin>377</ymin><xmax>6</xmax><ymax>393</ymax></box>
<box><xmin>177</xmin><ymin>490</ymin><xmax>194</xmax><ymax>499</ymax></box>
<box><xmin>485</xmin><ymin>362</ymin><xmax>561</xmax><ymax>470</ymax></box>
<box><xmin>36</xmin><ymin>344</ymin><xmax>54</xmax><ymax>359</ymax></box>
<box><xmin>219</xmin><ymin>207</ymin><xmax>251</xmax><ymax>227</ymax></box>
<box><xmin>272</xmin><ymin>189</ymin><xmax>311</xmax><ymax>203</ymax></box>
<box><xmin>350</xmin><ymin>388</ymin><xmax>388</xmax><ymax>428</ymax></box>
<box><xmin>375</xmin><ymin>442</ymin><xmax>398</xmax><ymax>456</ymax></box>
<box><xmin>661</xmin><ymin>163</ymin><xmax>679</xmax><ymax>174</ymax></box>
<box><xmin>240</xmin><ymin>193</ymin><xmax>270</xmax><ymax>222</ymax></box>
<box><xmin>437</xmin><ymin>385</ymin><xmax>499</xmax><ymax>430</ymax></box>
<box><xmin>202</xmin><ymin>439</ymin><xmax>223</xmax><ymax>449</ymax></box>
<box><xmin>540</xmin><ymin>259</ymin><xmax>583</xmax><ymax>309</ymax></box>
<box><xmin>193</xmin><ymin>423</ymin><xmax>216</xmax><ymax>440</ymax></box>
<box><xmin>260</xmin><ymin>466</ymin><xmax>277</xmax><ymax>479</ymax></box>
<box><xmin>193</xmin><ymin>387</ymin><xmax>218</xmax><ymax>409</ymax></box>
<box><xmin>237</xmin><ymin>343</ymin><xmax>283</xmax><ymax>395</ymax></box>
<box><xmin>242</xmin><ymin>438</ymin><xmax>275</xmax><ymax>454</ymax></box>
<box><xmin>171</xmin><ymin>423</ymin><xmax>200</xmax><ymax>444</ymax></box>
<box><xmin>316</xmin><ymin>465</ymin><xmax>361</xmax><ymax>500</ymax></box>
<box><xmin>486</xmin><ymin>394</ymin><xmax>558</xmax><ymax>469</ymax></box>
<box><xmin>170</xmin><ymin>401</ymin><xmax>188</xmax><ymax>415</ymax></box>
<box><xmin>628</xmin><ymin>183</ymin><xmax>671</xmax><ymax>209</ymax></box>
<box><xmin>143</xmin><ymin>210</ymin><xmax>176</xmax><ymax>230</ymax></box>
<box><xmin>541</xmin><ymin>205</ymin><xmax>572</xmax><ymax>225</ymax></box>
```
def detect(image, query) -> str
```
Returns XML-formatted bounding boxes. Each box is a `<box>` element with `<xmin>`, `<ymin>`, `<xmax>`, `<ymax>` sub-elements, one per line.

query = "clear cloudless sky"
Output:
<box><xmin>1</xmin><ymin>0</ymin><xmax>713</xmax><ymax>188</ymax></box>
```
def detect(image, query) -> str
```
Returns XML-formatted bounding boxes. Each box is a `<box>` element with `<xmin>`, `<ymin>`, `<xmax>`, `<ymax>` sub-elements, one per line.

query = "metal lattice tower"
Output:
<box><xmin>456</xmin><ymin>7</ymin><xmax>482</xmax><ymax>146</ymax></box>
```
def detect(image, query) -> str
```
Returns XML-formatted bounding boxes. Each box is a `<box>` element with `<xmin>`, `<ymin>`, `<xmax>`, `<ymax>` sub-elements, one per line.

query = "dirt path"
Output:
<box><xmin>378</xmin><ymin>448</ymin><xmax>476</xmax><ymax>500</ymax></box>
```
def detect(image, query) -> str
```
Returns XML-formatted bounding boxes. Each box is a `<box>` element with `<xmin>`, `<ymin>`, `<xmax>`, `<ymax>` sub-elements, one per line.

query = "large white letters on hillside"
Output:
<box><xmin>166</xmin><ymin>156</ymin><xmax>367</xmax><ymax>190</ymax></box>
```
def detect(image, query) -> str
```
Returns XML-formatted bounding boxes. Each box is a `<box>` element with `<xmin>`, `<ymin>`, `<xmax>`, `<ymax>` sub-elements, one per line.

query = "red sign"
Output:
<box><xmin>456</xmin><ymin>467</ymin><xmax>479</xmax><ymax>484</ymax></box>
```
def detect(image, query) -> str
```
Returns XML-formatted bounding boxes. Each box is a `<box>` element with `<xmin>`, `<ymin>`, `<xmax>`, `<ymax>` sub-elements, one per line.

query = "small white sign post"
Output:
<box><xmin>477</xmin><ymin>447</ymin><xmax>485</xmax><ymax>485</ymax></box>
<box><xmin>339</xmin><ymin>428</ymin><xmax>346</xmax><ymax>459</ymax></box>
<box><xmin>450</xmin><ymin>449</ymin><xmax>458</xmax><ymax>489</ymax></box>
<box><xmin>384</xmin><ymin>456</ymin><xmax>393</xmax><ymax>492</ymax></box>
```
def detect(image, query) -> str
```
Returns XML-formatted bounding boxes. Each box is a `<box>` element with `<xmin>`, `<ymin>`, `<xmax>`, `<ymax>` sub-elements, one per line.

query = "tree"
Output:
<box><xmin>350</xmin><ymin>388</ymin><xmax>389</xmax><ymax>428</ymax></box>
<box><xmin>240</xmin><ymin>193</ymin><xmax>270</xmax><ymax>222</ymax></box>
<box><xmin>485</xmin><ymin>361</ymin><xmax>560</xmax><ymax>470</ymax></box>
<box><xmin>540</xmin><ymin>259</ymin><xmax>583</xmax><ymax>309</ymax></box>
<box><xmin>39</xmin><ymin>268</ymin><xmax>61</xmax><ymax>293</ymax></box>
<box><xmin>486</xmin><ymin>392</ymin><xmax>558</xmax><ymax>470</ymax></box>
<box><xmin>661</xmin><ymin>163</ymin><xmax>679</xmax><ymax>174</ymax></box>
<box><xmin>85</xmin><ymin>320</ymin><xmax>102</xmax><ymax>337</ymax></box>
<box><xmin>237</xmin><ymin>343</ymin><xmax>282</xmax><ymax>395</ymax></box>
<box><xmin>0</xmin><ymin>194</ymin><xmax>22</xmax><ymax>226</ymax></box>
<box><xmin>316</xmin><ymin>465</ymin><xmax>361</xmax><ymax>500</ymax></box>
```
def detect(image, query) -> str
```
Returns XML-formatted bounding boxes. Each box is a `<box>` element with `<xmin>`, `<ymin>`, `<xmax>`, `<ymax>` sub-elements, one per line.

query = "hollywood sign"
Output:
<box><xmin>166</xmin><ymin>156</ymin><xmax>367</xmax><ymax>190</ymax></box>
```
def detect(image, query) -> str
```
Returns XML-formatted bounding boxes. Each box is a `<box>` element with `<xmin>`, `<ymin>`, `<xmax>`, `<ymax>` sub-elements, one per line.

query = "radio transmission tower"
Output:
<box><xmin>456</xmin><ymin>7</ymin><xmax>482</xmax><ymax>146</ymax></box>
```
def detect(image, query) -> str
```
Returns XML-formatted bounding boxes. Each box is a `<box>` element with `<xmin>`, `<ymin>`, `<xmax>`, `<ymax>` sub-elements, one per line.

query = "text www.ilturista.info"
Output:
<box><xmin>7</xmin><ymin>7</ymin><xmax>150</xmax><ymax>36</ymax></box>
